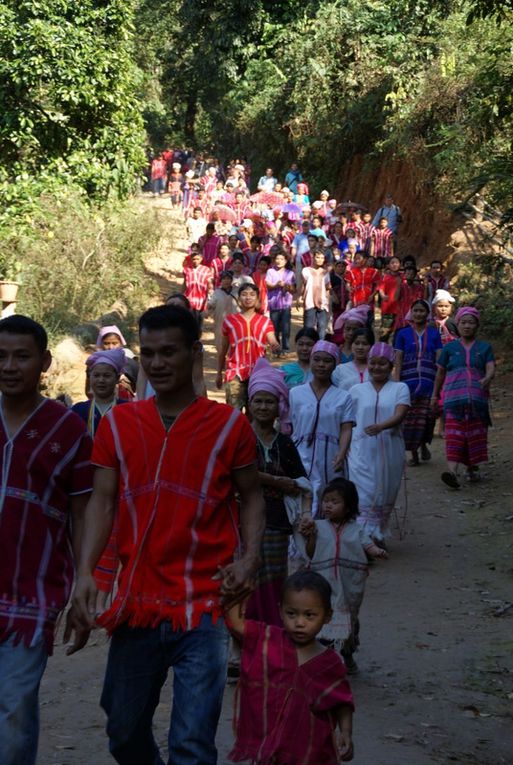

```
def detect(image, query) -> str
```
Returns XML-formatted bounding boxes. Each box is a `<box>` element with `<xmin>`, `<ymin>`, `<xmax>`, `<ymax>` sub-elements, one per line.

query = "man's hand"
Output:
<box><xmin>337</xmin><ymin>730</ymin><xmax>354</xmax><ymax>761</ymax></box>
<box><xmin>214</xmin><ymin>556</ymin><xmax>259</xmax><ymax>608</ymax></box>
<box><xmin>71</xmin><ymin>573</ymin><xmax>98</xmax><ymax>630</ymax></box>
<box><xmin>63</xmin><ymin>606</ymin><xmax>91</xmax><ymax>656</ymax></box>
<box><xmin>215</xmin><ymin>372</ymin><xmax>223</xmax><ymax>390</ymax></box>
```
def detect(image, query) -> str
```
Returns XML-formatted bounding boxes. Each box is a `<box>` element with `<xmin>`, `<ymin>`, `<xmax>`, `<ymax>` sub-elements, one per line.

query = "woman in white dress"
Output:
<box><xmin>332</xmin><ymin>327</ymin><xmax>374</xmax><ymax>391</ymax></box>
<box><xmin>289</xmin><ymin>340</ymin><xmax>355</xmax><ymax>514</ymax></box>
<box><xmin>348</xmin><ymin>342</ymin><xmax>410</xmax><ymax>545</ymax></box>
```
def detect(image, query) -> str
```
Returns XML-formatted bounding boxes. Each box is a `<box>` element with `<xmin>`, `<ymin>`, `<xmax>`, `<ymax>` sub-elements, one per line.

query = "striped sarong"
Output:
<box><xmin>403</xmin><ymin>395</ymin><xmax>435</xmax><ymax>451</ymax></box>
<box><xmin>445</xmin><ymin>412</ymin><xmax>488</xmax><ymax>466</ymax></box>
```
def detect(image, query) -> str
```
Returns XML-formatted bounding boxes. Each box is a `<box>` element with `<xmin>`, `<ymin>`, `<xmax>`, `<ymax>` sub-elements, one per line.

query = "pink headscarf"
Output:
<box><xmin>95</xmin><ymin>325</ymin><xmax>127</xmax><ymax>349</ymax></box>
<box><xmin>248</xmin><ymin>358</ymin><xmax>290</xmax><ymax>427</ymax></box>
<box><xmin>311</xmin><ymin>340</ymin><xmax>339</xmax><ymax>362</ymax></box>
<box><xmin>333</xmin><ymin>305</ymin><xmax>370</xmax><ymax>332</ymax></box>
<box><xmin>369</xmin><ymin>342</ymin><xmax>395</xmax><ymax>363</ymax></box>
<box><xmin>86</xmin><ymin>348</ymin><xmax>126</xmax><ymax>375</ymax></box>
<box><xmin>455</xmin><ymin>306</ymin><xmax>480</xmax><ymax>324</ymax></box>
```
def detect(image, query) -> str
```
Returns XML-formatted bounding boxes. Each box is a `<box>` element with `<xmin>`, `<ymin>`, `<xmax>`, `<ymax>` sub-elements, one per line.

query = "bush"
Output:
<box><xmin>0</xmin><ymin>190</ymin><xmax>162</xmax><ymax>342</ymax></box>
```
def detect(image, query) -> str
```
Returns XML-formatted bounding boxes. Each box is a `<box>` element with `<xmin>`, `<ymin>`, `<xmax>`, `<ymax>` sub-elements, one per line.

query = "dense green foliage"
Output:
<box><xmin>0</xmin><ymin>0</ymin><xmax>145</xmax><ymax>225</ymax></box>
<box><xmin>136</xmin><ymin>0</ymin><xmax>513</xmax><ymax>218</ymax></box>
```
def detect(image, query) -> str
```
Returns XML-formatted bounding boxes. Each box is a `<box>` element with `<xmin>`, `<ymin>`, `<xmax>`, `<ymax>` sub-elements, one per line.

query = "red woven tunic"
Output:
<box><xmin>0</xmin><ymin>400</ymin><xmax>93</xmax><ymax>652</ymax></box>
<box><xmin>230</xmin><ymin>620</ymin><xmax>354</xmax><ymax>765</ymax></box>
<box><xmin>92</xmin><ymin>397</ymin><xmax>256</xmax><ymax>633</ymax></box>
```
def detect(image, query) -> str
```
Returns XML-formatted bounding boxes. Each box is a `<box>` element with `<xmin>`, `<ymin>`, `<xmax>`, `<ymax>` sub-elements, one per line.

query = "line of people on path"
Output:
<box><xmin>0</xmin><ymin>157</ymin><xmax>495</xmax><ymax>765</ymax></box>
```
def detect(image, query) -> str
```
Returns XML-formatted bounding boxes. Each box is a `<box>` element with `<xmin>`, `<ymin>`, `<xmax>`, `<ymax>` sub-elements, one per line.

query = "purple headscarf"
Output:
<box><xmin>333</xmin><ymin>305</ymin><xmax>370</xmax><ymax>332</ymax></box>
<box><xmin>368</xmin><ymin>342</ymin><xmax>395</xmax><ymax>363</ymax></box>
<box><xmin>248</xmin><ymin>358</ymin><xmax>290</xmax><ymax>426</ymax></box>
<box><xmin>95</xmin><ymin>325</ymin><xmax>127</xmax><ymax>349</ymax></box>
<box><xmin>311</xmin><ymin>340</ymin><xmax>339</xmax><ymax>362</ymax></box>
<box><xmin>455</xmin><ymin>306</ymin><xmax>480</xmax><ymax>324</ymax></box>
<box><xmin>86</xmin><ymin>348</ymin><xmax>126</xmax><ymax>375</ymax></box>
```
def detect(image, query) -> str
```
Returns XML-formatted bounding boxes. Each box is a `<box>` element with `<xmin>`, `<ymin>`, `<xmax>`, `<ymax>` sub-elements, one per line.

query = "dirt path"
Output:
<box><xmin>38</xmin><ymin>203</ymin><xmax>513</xmax><ymax>764</ymax></box>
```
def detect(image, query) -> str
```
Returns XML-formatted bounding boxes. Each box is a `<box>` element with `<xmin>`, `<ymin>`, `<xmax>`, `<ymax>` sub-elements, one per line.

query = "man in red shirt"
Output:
<box><xmin>66</xmin><ymin>305</ymin><xmax>264</xmax><ymax>765</ymax></box>
<box><xmin>183</xmin><ymin>252</ymin><xmax>213</xmax><ymax>334</ymax></box>
<box><xmin>0</xmin><ymin>315</ymin><xmax>93</xmax><ymax>765</ymax></box>
<box><xmin>344</xmin><ymin>251</ymin><xmax>380</xmax><ymax>307</ymax></box>
<box><xmin>370</xmin><ymin>217</ymin><xmax>394</xmax><ymax>262</ymax></box>
<box><xmin>198</xmin><ymin>222</ymin><xmax>223</xmax><ymax>265</ymax></box>
<box><xmin>217</xmin><ymin>283</ymin><xmax>279</xmax><ymax>410</ymax></box>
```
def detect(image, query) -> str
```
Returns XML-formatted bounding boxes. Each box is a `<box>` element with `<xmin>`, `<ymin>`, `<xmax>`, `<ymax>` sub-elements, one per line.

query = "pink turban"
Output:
<box><xmin>369</xmin><ymin>342</ymin><xmax>395</xmax><ymax>363</ymax></box>
<box><xmin>455</xmin><ymin>306</ymin><xmax>480</xmax><ymax>324</ymax></box>
<box><xmin>95</xmin><ymin>325</ymin><xmax>127</xmax><ymax>349</ymax></box>
<box><xmin>333</xmin><ymin>305</ymin><xmax>370</xmax><ymax>332</ymax></box>
<box><xmin>311</xmin><ymin>340</ymin><xmax>339</xmax><ymax>362</ymax></box>
<box><xmin>86</xmin><ymin>348</ymin><xmax>126</xmax><ymax>375</ymax></box>
<box><xmin>248</xmin><ymin>358</ymin><xmax>290</xmax><ymax>426</ymax></box>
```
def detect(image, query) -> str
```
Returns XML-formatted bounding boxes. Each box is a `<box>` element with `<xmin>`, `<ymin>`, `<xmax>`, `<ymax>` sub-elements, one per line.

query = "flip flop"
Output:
<box><xmin>421</xmin><ymin>445</ymin><xmax>432</xmax><ymax>461</ymax></box>
<box><xmin>441</xmin><ymin>471</ymin><xmax>460</xmax><ymax>489</ymax></box>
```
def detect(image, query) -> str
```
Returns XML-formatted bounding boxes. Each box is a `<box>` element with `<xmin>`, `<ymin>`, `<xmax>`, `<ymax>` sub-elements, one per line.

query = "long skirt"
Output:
<box><xmin>445</xmin><ymin>412</ymin><xmax>488</xmax><ymax>466</ymax></box>
<box><xmin>403</xmin><ymin>395</ymin><xmax>435</xmax><ymax>451</ymax></box>
<box><xmin>245</xmin><ymin>528</ymin><xmax>289</xmax><ymax>626</ymax></box>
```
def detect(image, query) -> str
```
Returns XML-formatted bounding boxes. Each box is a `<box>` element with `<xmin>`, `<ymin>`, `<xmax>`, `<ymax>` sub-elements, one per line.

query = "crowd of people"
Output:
<box><xmin>0</xmin><ymin>150</ymin><xmax>496</xmax><ymax>765</ymax></box>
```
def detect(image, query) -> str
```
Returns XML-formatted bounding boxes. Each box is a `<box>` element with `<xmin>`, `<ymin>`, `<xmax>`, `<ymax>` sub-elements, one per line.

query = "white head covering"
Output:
<box><xmin>432</xmin><ymin>289</ymin><xmax>455</xmax><ymax>305</ymax></box>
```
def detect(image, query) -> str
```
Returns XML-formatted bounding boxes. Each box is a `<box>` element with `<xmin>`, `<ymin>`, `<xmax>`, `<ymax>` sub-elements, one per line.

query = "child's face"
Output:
<box><xmin>232</xmin><ymin>259</ymin><xmax>243</xmax><ymax>274</ymax></box>
<box><xmin>219</xmin><ymin>245</ymin><xmax>230</xmax><ymax>259</ymax></box>
<box><xmin>363</xmin><ymin>213</ymin><xmax>371</xmax><ymax>223</ymax></box>
<box><xmin>434</xmin><ymin>299</ymin><xmax>452</xmax><ymax>319</ymax></box>
<box><xmin>322</xmin><ymin>490</ymin><xmax>348</xmax><ymax>523</ymax></box>
<box><xmin>191</xmin><ymin>254</ymin><xmax>202</xmax><ymax>267</ymax></box>
<box><xmin>102</xmin><ymin>333</ymin><xmax>122</xmax><ymax>350</ymax></box>
<box><xmin>220</xmin><ymin>276</ymin><xmax>233</xmax><ymax>291</ymax></box>
<box><xmin>280</xmin><ymin>589</ymin><xmax>331</xmax><ymax>647</ymax></box>
<box><xmin>258</xmin><ymin>260</ymin><xmax>269</xmax><ymax>273</ymax></box>
<box><xmin>389</xmin><ymin>257</ymin><xmax>401</xmax><ymax>272</ymax></box>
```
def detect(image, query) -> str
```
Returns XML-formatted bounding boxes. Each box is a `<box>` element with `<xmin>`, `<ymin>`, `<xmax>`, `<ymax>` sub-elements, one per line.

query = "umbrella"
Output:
<box><xmin>282</xmin><ymin>202</ymin><xmax>302</xmax><ymax>221</ymax></box>
<box><xmin>249</xmin><ymin>191</ymin><xmax>284</xmax><ymax>206</ymax></box>
<box><xmin>210</xmin><ymin>204</ymin><xmax>237</xmax><ymax>223</ymax></box>
<box><xmin>336</xmin><ymin>200</ymin><xmax>368</xmax><ymax>211</ymax></box>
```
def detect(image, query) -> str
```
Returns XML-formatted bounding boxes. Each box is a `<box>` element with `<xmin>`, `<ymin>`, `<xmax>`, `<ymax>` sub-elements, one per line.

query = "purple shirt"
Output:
<box><xmin>266</xmin><ymin>267</ymin><xmax>296</xmax><ymax>310</ymax></box>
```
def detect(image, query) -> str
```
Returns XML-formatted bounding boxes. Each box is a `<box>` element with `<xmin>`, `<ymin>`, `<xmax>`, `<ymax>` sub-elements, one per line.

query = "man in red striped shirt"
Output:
<box><xmin>183</xmin><ymin>252</ymin><xmax>213</xmax><ymax>334</ymax></box>
<box><xmin>0</xmin><ymin>315</ymin><xmax>93</xmax><ymax>765</ymax></box>
<box><xmin>370</xmin><ymin>217</ymin><xmax>395</xmax><ymax>262</ymax></box>
<box><xmin>66</xmin><ymin>305</ymin><xmax>264</xmax><ymax>765</ymax></box>
<box><xmin>217</xmin><ymin>283</ymin><xmax>279</xmax><ymax>410</ymax></box>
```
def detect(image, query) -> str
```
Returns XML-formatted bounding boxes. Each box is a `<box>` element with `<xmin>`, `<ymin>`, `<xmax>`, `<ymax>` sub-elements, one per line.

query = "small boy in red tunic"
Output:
<box><xmin>226</xmin><ymin>570</ymin><xmax>354</xmax><ymax>765</ymax></box>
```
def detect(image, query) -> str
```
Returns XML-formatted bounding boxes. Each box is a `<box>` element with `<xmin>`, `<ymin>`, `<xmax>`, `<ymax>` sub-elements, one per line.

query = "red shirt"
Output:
<box><xmin>0</xmin><ymin>400</ymin><xmax>93</xmax><ymax>652</ymax></box>
<box><xmin>379</xmin><ymin>272</ymin><xmax>402</xmax><ymax>314</ymax></box>
<box><xmin>222</xmin><ymin>312</ymin><xmax>275</xmax><ymax>382</ymax></box>
<box><xmin>198</xmin><ymin>234</ymin><xmax>222</xmax><ymax>265</ymax></box>
<box><xmin>93</xmin><ymin>397</ymin><xmax>256</xmax><ymax>633</ymax></box>
<box><xmin>345</xmin><ymin>266</ymin><xmax>380</xmax><ymax>305</ymax></box>
<box><xmin>210</xmin><ymin>256</ymin><xmax>231</xmax><ymax>287</ymax></box>
<box><xmin>371</xmin><ymin>227</ymin><xmax>393</xmax><ymax>258</ymax></box>
<box><xmin>183</xmin><ymin>264</ymin><xmax>212</xmax><ymax>310</ymax></box>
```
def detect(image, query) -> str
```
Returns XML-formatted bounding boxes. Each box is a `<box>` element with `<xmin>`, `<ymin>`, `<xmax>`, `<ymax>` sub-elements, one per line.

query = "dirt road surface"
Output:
<box><xmin>38</xmin><ymin>203</ymin><xmax>513</xmax><ymax>764</ymax></box>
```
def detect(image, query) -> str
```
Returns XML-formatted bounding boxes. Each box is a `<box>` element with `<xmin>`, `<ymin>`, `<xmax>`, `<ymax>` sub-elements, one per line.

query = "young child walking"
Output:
<box><xmin>226</xmin><ymin>570</ymin><xmax>354</xmax><ymax>764</ymax></box>
<box><xmin>295</xmin><ymin>478</ymin><xmax>387</xmax><ymax>673</ymax></box>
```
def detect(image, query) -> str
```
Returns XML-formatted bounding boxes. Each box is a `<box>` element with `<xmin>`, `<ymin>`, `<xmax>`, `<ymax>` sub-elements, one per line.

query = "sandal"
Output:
<box><xmin>408</xmin><ymin>457</ymin><xmax>420</xmax><ymax>467</ymax></box>
<box><xmin>421</xmin><ymin>445</ymin><xmax>432</xmax><ymax>461</ymax></box>
<box><xmin>441</xmin><ymin>471</ymin><xmax>460</xmax><ymax>489</ymax></box>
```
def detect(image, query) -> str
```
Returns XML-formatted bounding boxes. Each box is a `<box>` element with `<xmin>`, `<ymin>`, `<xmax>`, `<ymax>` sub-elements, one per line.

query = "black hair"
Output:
<box><xmin>402</xmin><ymin>255</ymin><xmax>416</xmax><ymax>266</ymax></box>
<box><xmin>0</xmin><ymin>315</ymin><xmax>48</xmax><ymax>353</ymax></box>
<box><xmin>295</xmin><ymin>327</ymin><xmax>320</xmax><ymax>343</ymax></box>
<box><xmin>321</xmin><ymin>478</ymin><xmax>360</xmax><ymax>521</ymax></box>
<box><xmin>250</xmin><ymin>235</ymin><xmax>260</xmax><ymax>245</ymax></box>
<box><xmin>238</xmin><ymin>282</ymin><xmax>259</xmax><ymax>296</ymax></box>
<box><xmin>430</xmin><ymin>259</ymin><xmax>442</xmax><ymax>267</ymax></box>
<box><xmin>411</xmin><ymin>298</ymin><xmax>429</xmax><ymax>312</ymax></box>
<box><xmin>281</xmin><ymin>571</ymin><xmax>332</xmax><ymax>612</ymax></box>
<box><xmin>231</xmin><ymin>251</ymin><xmax>245</xmax><ymax>262</ymax></box>
<box><xmin>351</xmin><ymin>327</ymin><xmax>375</xmax><ymax>346</ymax></box>
<box><xmin>139</xmin><ymin>305</ymin><xmax>199</xmax><ymax>348</ymax></box>
<box><xmin>165</xmin><ymin>292</ymin><xmax>191</xmax><ymax>309</ymax></box>
<box><xmin>259</xmin><ymin>256</ymin><xmax>271</xmax><ymax>265</ymax></box>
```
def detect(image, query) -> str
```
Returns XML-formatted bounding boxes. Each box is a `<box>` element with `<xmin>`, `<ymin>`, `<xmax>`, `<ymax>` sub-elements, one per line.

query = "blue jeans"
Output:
<box><xmin>270</xmin><ymin>308</ymin><xmax>292</xmax><ymax>350</ymax></box>
<box><xmin>101</xmin><ymin>614</ymin><xmax>230</xmax><ymax>765</ymax></box>
<box><xmin>0</xmin><ymin>634</ymin><xmax>48</xmax><ymax>765</ymax></box>
<box><xmin>304</xmin><ymin>307</ymin><xmax>329</xmax><ymax>339</ymax></box>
